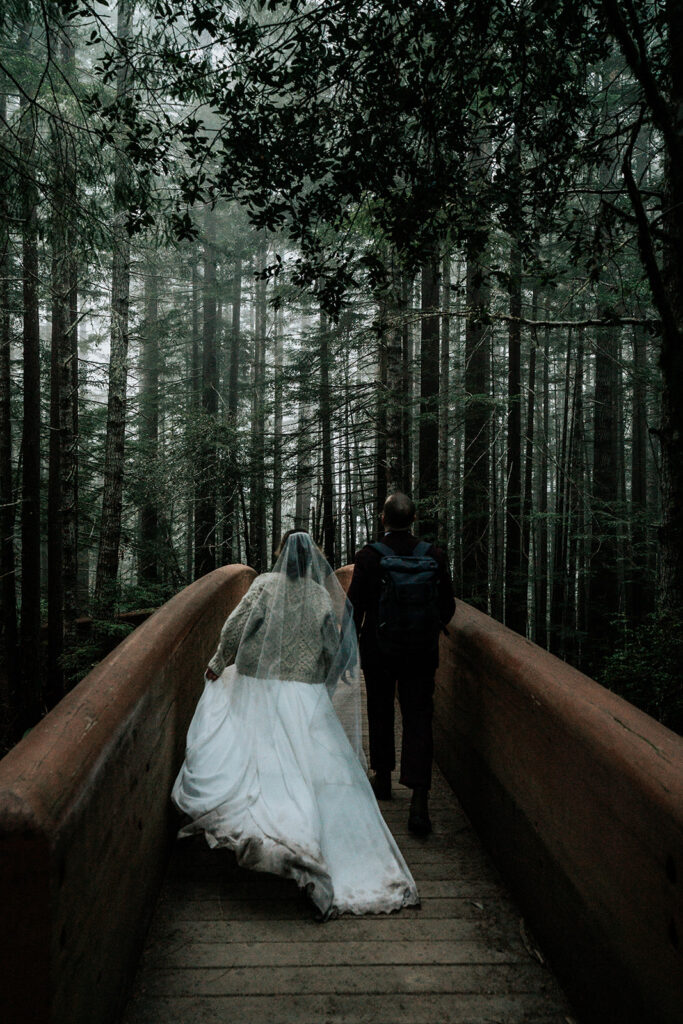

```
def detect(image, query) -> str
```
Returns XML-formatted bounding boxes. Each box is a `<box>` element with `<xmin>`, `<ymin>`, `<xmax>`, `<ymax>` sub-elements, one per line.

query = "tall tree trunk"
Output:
<box><xmin>319</xmin><ymin>309</ymin><xmax>335</xmax><ymax>563</ymax></box>
<box><xmin>239</xmin><ymin>476</ymin><xmax>250</xmax><ymax>564</ymax></box>
<box><xmin>224</xmin><ymin>251</ymin><xmax>241</xmax><ymax>562</ymax></box>
<box><xmin>295</xmin><ymin>394</ymin><xmax>313</xmax><ymax>531</ymax></box>
<box><xmin>214</xmin><ymin>286</ymin><xmax>225</xmax><ymax>562</ymax></box>
<box><xmin>401</xmin><ymin>274</ymin><xmax>414</xmax><ymax>496</ymax></box>
<box><xmin>521</xmin><ymin>317</ymin><xmax>537</xmax><ymax>639</ymax></box>
<box><xmin>47</xmin><ymin>113</ymin><xmax>72</xmax><ymax>704</ymax></box>
<box><xmin>344</xmin><ymin>345</ymin><xmax>357</xmax><ymax>558</ymax></box>
<box><xmin>419</xmin><ymin>255</ymin><xmax>440</xmax><ymax>540</ymax></box>
<box><xmin>139</xmin><ymin>259</ymin><xmax>159</xmax><ymax>586</ymax></box>
<box><xmin>382</xmin><ymin>258</ymin><xmax>405</xmax><ymax>495</ymax></box>
<box><xmin>60</xmin><ymin>35</ymin><xmax>79</xmax><ymax>687</ymax></box>
<box><xmin>577</xmin><ymin>351</ymin><xmax>590</xmax><ymax>666</ymax></box>
<box><xmin>374</xmin><ymin>308</ymin><xmax>388</xmax><ymax>534</ymax></box>
<box><xmin>489</xmin><ymin>357</ymin><xmax>504</xmax><ymax>623</ymax></box>
<box><xmin>192</xmin><ymin>263</ymin><xmax>200</xmax><ymax>402</ymax></box>
<box><xmin>452</xmin><ymin>263</ymin><xmax>464</xmax><ymax>584</ymax></box>
<box><xmin>185</xmin><ymin>498</ymin><xmax>193</xmax><ymax>583</ymax></box>
<box><xmin>336</xmin><ymin>448</ymin><xmax>344</xmax><ymax>563</ymax></box>
<box><xmin>194</xmin><ymin>207</ymin><xmax>218</xmax><ymax>578</ymax></box>
<box><xmin>586</xmin><ymin>318</ymin><xmax>620</xmax><ymax>676</ymax></box>
<box><xmin>19</xmin><ymin>37</ymin><xmax>42</xmax><ymax>722</ymax></box>
<box><xmin>312</xmin><ymin>438</ymin><xmax>322</xmax><ymax>545</ymax></box>
<box><xmin>536</xmin><ymin>313</ymin><xmax>550</xmax><ymax>647</ymax></box>
<box><xmin>69</xmin><ymin>202</ymin><xmax>82</xmax><ymax>615</ymax></box>
<box><xmin>566</xmin><ymin>331</ymin><xmax>585</xmax><ymax>665</ymax></box>
<box><xmin>630</xmin><ymin>324</ymin><xmax>649</xmax><ymax>623</ymax></box>
<box><xmin>505</xmin><ymin>236</ymin><xmax>524</xmax><ymax>633</ymax></box>
<box><xmin>184</xmin><ymin>264</ymin><xmax>200</xmax><ymax>580</ymax></box>
<box><xmin>615</xmin><ymin>339</ymin><xmax>628</xmax><ymax>614</ymax></box>
<box><xmin>249</xmin><ymin>236</ymin><xmax>267</xmax><ymax>571</ymax></box>
<box><xmin>438</xmin><ymin>254</ymin><xmax>450</xmax><ymax>546</ymax></box>
<box><xmin>549</xmin><ymin>328</ymin><xmax>574</xmax><ymax>656</ymax></box>
<box><xmin>350</xmin><ymin>387</ymin><xmax>371</xmax><ymax>542</ymax></box>
<box><xmin>0</xmin><ymin>84</ymin><xmax>18</xmax><ymax>729</ymax></box>
<box><xmin>271</xmin><ymin>304</ymin><xmax>283</xmax><ymax>558</ymax></box>
<box><xmin>94</xmin><ymin>0</ymin><xmax>133</xmax><ymax>615</ymax></box>
<box><xmin>462</xmin><ymin>229</ymin><xmax>491</xmax><ymax>610</ymax></box>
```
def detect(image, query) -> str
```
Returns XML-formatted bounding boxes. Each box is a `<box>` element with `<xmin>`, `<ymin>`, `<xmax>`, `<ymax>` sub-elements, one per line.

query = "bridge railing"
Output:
<box><xmin>434</xmin><ymin>600</ymin><xmax>683</xmax><ymax>1024</ymax></box>
<box><xmin>0</xmin><ymin>565</ymin><xmax>254</xmax><ymax>1024</ymax></box>
<box><xmin>2</xmin><ymin>566</ymin><xmax>682</xmax><ymax>1024</ymax></box>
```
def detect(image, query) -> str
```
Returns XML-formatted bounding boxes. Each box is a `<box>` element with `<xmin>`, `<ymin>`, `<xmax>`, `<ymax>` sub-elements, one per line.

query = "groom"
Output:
<box><xmin>347</xmin><ymin>493</ymin><xmax>455</xmax><ymax>836</ymax></box>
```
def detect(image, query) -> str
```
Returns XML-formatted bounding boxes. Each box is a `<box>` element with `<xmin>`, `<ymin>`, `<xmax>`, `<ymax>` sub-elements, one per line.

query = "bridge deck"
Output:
<box><xmin>122</xmin><ymin>746</ymin><xmax>576</xmax><ymax>1024</ymax></box>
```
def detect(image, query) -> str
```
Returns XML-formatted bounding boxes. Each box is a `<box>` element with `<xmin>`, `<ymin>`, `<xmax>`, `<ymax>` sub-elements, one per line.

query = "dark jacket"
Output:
<box><xmin>347</xmin><ymin>532</ymin><xmax>456</xmax><ymax>672</ymax></box>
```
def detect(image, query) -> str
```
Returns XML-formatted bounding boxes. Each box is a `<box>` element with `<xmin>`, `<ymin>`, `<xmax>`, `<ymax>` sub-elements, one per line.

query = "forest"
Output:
<box><xmin>1</xmin><ymin>0</ymin><xmax>682</xmax><ymax>752</ymax></box>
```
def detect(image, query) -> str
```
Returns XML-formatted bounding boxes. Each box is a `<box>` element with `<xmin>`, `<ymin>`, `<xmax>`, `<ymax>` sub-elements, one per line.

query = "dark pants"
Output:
<box><xmin>362</xmin><ymin>654</ymin><xmax>435</xmax><ymax>791</ymax></box>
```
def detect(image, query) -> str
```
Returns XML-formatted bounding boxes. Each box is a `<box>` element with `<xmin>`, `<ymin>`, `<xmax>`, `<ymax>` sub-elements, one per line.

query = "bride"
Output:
<box><xmin>172</xmin><ymin>530</ymin><xmax>419</xmax><ymax>919</ymax></box>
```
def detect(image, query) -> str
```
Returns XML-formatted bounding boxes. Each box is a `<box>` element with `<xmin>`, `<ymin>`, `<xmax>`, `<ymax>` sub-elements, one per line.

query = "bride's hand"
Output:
<box><xmin>205</xmin><ymin>667</ymin><xmax>219</xmax><ymax>681</ymax></box>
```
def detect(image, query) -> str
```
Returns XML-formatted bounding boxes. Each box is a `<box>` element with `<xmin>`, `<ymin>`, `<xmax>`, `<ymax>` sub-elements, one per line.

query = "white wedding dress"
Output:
<box><xmin>171</xmin><ymin>534</ymin><xmax>419</xmax><ymax>920</ymax></box>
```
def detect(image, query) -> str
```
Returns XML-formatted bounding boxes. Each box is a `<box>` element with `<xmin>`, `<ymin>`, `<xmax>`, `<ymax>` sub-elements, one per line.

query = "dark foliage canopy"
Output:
<box><xmin>74</xmin><ymin>0</ymin><xmax>628</xmax><ymax>313</ymax></box>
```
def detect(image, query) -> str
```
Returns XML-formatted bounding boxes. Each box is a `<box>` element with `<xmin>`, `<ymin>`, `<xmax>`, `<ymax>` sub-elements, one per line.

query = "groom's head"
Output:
<box><xmin>381</xmin><ymin>493</ymin><xmax>416</xmax><ymax>532</ymax></box>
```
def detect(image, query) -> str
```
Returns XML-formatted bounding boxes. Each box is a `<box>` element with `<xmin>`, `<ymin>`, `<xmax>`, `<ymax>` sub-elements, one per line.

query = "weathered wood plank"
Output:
<box><xmin>144</xmin><ymin>916</ymin><xmax>486</xmax><ymax>944</ymax></box>
<box><xmin>155</xmin><ymin>890</ymin><xmax>504</xmax><ymax>918</ymax></box>
<box><xmin>138</xmin><ymin>939</ymin><xmax>529</xmax><ymax>970</ymax></box>
<box><xmin>122</xmin><ymin>992</ymin><xmax>571</xmax><ymax>1024</ymax></box>
<box><xmin>139</xmin><ymin>962</ymin><xmax>569</xmax><ymax>997</ymax></box>
<box><xmin>161</xmin><ymin>877</ymin><xmax>499</xmax><ymax>901</ymax></box>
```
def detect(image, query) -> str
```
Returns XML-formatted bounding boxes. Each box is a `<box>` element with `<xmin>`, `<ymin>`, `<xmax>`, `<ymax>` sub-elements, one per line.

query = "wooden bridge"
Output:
<box><xmin>1</xmin><ymin>565</ymin><xmax>681</xmax><ymax>1024</ymax></box>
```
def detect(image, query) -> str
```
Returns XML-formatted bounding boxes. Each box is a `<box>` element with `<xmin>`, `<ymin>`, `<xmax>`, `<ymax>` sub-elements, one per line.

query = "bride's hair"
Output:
<box><xmin>274</xmin><ymin>528</ymin><xmax>309</xmax><ymax>557</ymax></box>
<box><xmin>274</xmin><ymin>528</ymin><xmax>323</xmax><ymax>580</ymax></box>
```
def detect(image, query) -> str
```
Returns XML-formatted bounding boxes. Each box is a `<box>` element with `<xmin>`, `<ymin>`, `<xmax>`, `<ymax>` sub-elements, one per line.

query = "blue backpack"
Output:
<box><xmin>370</xmin><ymin>541</ymin><xmax>441</xmax><ymax>657</ymax></box>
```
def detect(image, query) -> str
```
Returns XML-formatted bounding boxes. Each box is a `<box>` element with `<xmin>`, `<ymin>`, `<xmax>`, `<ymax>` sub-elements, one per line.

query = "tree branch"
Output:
<box><xmin>597</xmin><ymin>0</ymin><xmax>683</xmax><ymax>172</ymax></box>
<box><xmin>494</xmin><ymin>313</ymin><xmax>659</xmax><ymax>330</ymax></box>
<box><xmin>621</xmin><ymin>107</ymin><xmax>680</xmax><ymax>342</ymax></box>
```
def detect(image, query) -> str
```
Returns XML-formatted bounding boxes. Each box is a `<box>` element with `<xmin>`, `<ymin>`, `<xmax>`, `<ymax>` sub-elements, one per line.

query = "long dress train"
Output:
<box><xmin>172</xmin><ymin>664</ymin><xmax>419</xmax><ymax>919</ymax></box>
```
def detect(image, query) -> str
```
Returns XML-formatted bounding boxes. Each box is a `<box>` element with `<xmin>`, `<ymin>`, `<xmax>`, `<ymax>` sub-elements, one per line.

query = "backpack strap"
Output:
<box><xmin>370</xmin><ymin>541</ymin><xmax>394</xmax><ymax>558</ymax></box>
<box><xmin>413</xmin><ymin>540</ymin><xmax>432</xmax><ymax>557</ymax></box>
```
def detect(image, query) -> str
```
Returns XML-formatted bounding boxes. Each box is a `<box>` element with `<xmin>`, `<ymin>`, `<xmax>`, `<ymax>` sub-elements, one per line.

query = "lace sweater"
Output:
<box><xmin>207</xmin><ymin>572</ymin><xmax>340</xmax><ymax>683</ymax></box>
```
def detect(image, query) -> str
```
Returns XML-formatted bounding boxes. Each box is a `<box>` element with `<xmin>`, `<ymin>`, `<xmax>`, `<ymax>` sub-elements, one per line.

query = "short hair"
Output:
<box><xmin>382</xmin><ymin>493</ymin><xmax>416</xmax><ymax>530</ymax></box>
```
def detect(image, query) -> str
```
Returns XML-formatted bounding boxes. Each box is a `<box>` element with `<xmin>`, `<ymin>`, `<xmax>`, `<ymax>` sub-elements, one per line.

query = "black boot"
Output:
<box><xmin>370</xmin><ymin>770</ymin><xmax>392</xmax><ymax>801</ymax></box>
<box><xmin>408</xmin><ymin>786</ymin><xmax>432</xmax><ymax>836</ymax></box>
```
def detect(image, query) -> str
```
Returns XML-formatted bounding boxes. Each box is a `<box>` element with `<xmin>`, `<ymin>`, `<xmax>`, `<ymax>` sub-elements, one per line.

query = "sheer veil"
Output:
<box><xmin>233</xmin><ymin>532</ymin><xmax>366</xmax><ymax>765</ymax></box>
